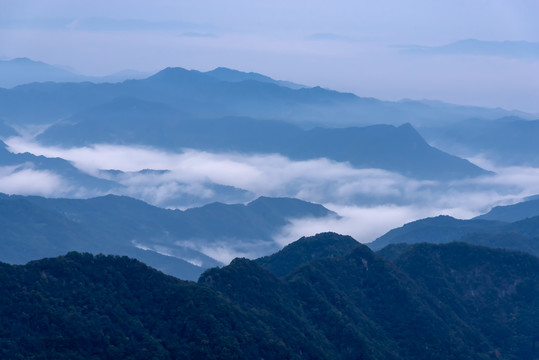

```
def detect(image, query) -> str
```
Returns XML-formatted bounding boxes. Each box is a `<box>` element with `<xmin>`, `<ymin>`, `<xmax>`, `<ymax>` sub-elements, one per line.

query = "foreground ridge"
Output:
<box><xmin>1</xmin><ymin>235</ymin><xmax>538</xmax><ymax>359</ymax></box>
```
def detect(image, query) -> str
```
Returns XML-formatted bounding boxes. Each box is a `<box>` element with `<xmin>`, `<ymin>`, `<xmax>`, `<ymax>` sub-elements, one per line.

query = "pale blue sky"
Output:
<box><xmin>1</xmin><ymin>0</ymin><xmax>539</xmax><ymax>112</ymax></box>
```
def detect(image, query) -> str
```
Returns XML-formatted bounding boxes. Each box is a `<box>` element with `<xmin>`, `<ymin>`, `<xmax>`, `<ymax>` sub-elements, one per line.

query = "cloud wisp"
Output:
<box><xmin>0</xmin><ymin>164</ymin><xmax>69</xmax><ymax>197</ymax></box>
<box><xmin>5</xmin><ymin>137</ymin><xmax>539</xmax><ymax>247</ymax></box>
<box><xmin>4</xmin><ymin>137</ymin><xmax>434</xmax><ymax>204</ymax></box>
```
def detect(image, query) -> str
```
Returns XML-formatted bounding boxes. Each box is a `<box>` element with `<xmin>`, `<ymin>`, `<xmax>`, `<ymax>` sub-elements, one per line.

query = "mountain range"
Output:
<box><xmin>0</xmin><ymin>139</ymin><xmax>117</xmax><ymax>194</ymax></box>
<box><xmin>3</xmin><ymin>60</ymin><xmax>539</xmax><ymax>190</ymax></box>
<box><xmin>421</xmin><ymin>116</ymin><xmax>539</xmax><ymax>166</ymax></box>
<box><xmin>0</xmin><ymin>57</ymin><xmax>150</xmax><ymax>88</ymax></box>
<box><xmin>5</xmin><ymin>188</ymin><xmax>539</xmax><ymax>281</ymax></box>
<box><xmin>3</xmin><ymin>58</ymin><xmax>539</xmax><ymax>359</ymax></box>
<box><xmin>1</xmin><ymin>233</ymin><xmax>538</xmax><ymax>359</ymax></box>
<box><xmin>476</xmin><ymin>197</ymin><xmax>539</xmax><ymax>222</ymax></box>
<box><xmin>0</xmin><ymin>193</ymin><xmax>335</xmax><ymax>280</ymax></box>
<box><xmin>0</xmin><ymin>62</ymin><xmax>532</xmax><ymax>128</ymax></box>
<box><xmin>368</xmin><ymin>196</ymin><xmax>539</xmax><ymax>257</ymax></box>
<box><xmin>400</xmin><ymin>39</ymin><xmax>539</xmax><ymax>59</ymax></box>
<box><xmin>3</xmin><ymin>59</ymin><xmax>539</xmax><ymax>172</ymax></box>
<box><xmin>33</xmin><ymin>97</ymin><xmax>488</xmax><ymax>180</ymax></box>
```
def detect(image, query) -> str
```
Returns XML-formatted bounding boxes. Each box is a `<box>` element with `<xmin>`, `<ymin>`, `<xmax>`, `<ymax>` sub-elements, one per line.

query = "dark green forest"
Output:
<box><xmin>1</xmin><ymin>233</ymin><xmax>538</xmax><ymax>359</ymax></box>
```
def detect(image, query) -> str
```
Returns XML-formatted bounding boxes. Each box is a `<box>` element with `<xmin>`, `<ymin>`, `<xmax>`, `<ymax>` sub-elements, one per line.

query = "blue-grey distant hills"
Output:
<box><xmin>368</xmin><ymin>215</ymin><xmax>505</xmax><ymax>251</ymax></box>
<box><xmin>205</xmin><ymin>67</ymin><xmax>305</xmax><ymax>89</ymax></box>
<box><xmin>368</xmin><ymin>196</ymin><xmax>539</xmax><ymax>257</ymax></box>
<box><xmin>0</xmin><ymin>193</ymin><xmax>336</xmax><ymax>280</ymax></box>
<box><xmin>400</xmin><ymin>39</ymin><xmax>539</xmax><ymax>59</ymax></box>
<box><xmin>2</xmin><ymin>62</ymin><xmax>534</xmax><ymax>176</ymax></box>
<box><xmin>0</xmin><ymin>58</ymin><xmax>83</xmax><ymax>88</ymax></box>
<box><xmin>0</xmin><ymin>137</ymin><xmax>254</xmax><ymax>207</ymax></box>
<box><xmin>0</xmin><ymin>57</ymin><xmax>150</xmax><ymax>88</ymax></box>
<box><xmin>475</xmin><ymin>197</ymin><xmax>539</xmax><ymax>222</ymax></box>
<box><xmin>34</xmin><ymin>97</ymin><xmax>489</xmax><ymax>180</ymax></box>
<box><xmin>0</xmin><ymin>139</ymin><xmax>117</xmax><ymax>193</ymax></box>
<box><xmin>0</xmin><ymin>64</ymin><xmax>531</xmax><ymax>127</ymax></box>
<box><xmin>421</xmin><ymin>116</ymin><xmax>539</xmax><ymax>166</ymax></box>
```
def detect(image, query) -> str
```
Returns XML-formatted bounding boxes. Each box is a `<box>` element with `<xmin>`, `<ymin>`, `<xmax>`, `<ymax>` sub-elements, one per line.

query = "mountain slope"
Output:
<box><xmin>0</xmin><ymin>58</ymin><xmax>83</xmax><ymax>88</ymax></box>
<box><xmin>256</xmin><ymin>232</ymin><xmax>360</xmax><ymax>277</ymax></box>
<box><xmin>0</xmin><ymin>193</ymin><xmax>336</xmax><ymax>279</ymax></box>
<box><xmin>0</xmin><ymin>196</ymin><xmax>94</xmax><ymax>263</ymax></box>
<box><xmin>0</xmin><ymin>139</ymin><xmax>118</xmax><ymax>195</ymax></box>
<box><xmin>368</xmin><ymin>215</ymin><xmax>505</xmax><ymax>251</ymax></box>
<box><xmin>0</xmin><ymin>252</ymin><xmax>321</xmax><ymax>359</ymax></box>
<box><xmin>369</xmin><ymin>209</ymin><xmax>539</xmax><ymax>258</ymax></box>
<box><xmin>3</xmin><ymin>238</ymin><xmax>538</xmax><ymax>358</ymax></box>
<box><xmin>0</xmin><ymin>57</ymin><xmax>150</xmax><ymax>88</ymax></box>
<box><xmin>394</xmin><ymin>242</ymin><xmax>539</xmax><ymax>359</ymax></box>
<box><xmin>0</xmin><ymin>194</ymin><xmax>205</xmax><ymax>280</ymax></box>
<box><xmin>475</xmin><ymin>197</ymin><xmax>539</xmax><ymax>222</ymax></box>
<box><xmin>281</xmin><ymin>244</ymin><xmax>492</xmax><ymax>359</ymax></box>
<box><xmin>36</xmin><ymin>98</ymin><xmax>489</xmax><ymax>180</ymax></box>
<box><xmin>205</xmin><ymin>67</ymin><xmax>305</xmax><ymax>89</ymax></box>
<box><xmin>421</xmin><ymin>116</ymin><xmax>539</xmax><ymax>166</ymax></box>
<box><xmin>0</xmin><ymin>65</ymin><xmax>530</xmax><ymax>127</ymax></box>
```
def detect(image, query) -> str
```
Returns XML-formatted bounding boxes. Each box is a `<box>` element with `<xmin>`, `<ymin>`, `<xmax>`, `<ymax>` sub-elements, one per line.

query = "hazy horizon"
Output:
<box><xmin>1</xmin><ymin>0</ymin><xmax>539</xmax><ymax>112</ymax></box>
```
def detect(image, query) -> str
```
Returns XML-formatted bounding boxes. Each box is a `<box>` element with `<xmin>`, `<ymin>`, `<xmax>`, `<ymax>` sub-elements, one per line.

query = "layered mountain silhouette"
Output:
<box><xmin>401</xmin><ymin>39</ymin><xmax>539</xmax><ymax>59</ymax></box>
<box><xmin>421</xmin><ymin>116</ymin><xmax>539</xmax><ymax>166</ymax></box>
<box><xmin>205</xmin><ymin>67</ymin><xmax>305</xmax><ymax>89</ymax></box>
<box><xmin>1</xmin><ymin>234</ymin><xmax>538</xmax><ymax>359</ymax></box>
<box><xmin>0</xmin><ymin>57</ymin><xmax>150</xmax><ymax>88</ymax></box>
<box><xmin>0</xmin><ymin>64</ymin><xmax>529</xmax><ymax>127</ymax></box>
<box><xmin>7</xmin><ymin>63</ymin><xmax>538</xmax><ymax>180</ymax></box>
<box><xmin>1</xmin><ymin>137</ymin><xmax>256</xmax><ymax>205</ymax></box>
<box><xmin>0</xmin><ymin>193</ymin><xmax>336</xmax><ymax>280</ymax></box>
<box><xmin>34</xmin><ymin>96</ymin><xmax>490</xmax><ymax>180</ymax></box>
<box><xmin>475</xmin><ymin>196</ymin><xmax>539</xmax><ymax>222</ymax></box>
<box><xmin>0</xmin><ymin>139</ymin><xmax>117</xmax><ymax>194</ymax></box>
<box><xmin>0</xmin><ymin>58</ymin><xmax>85</xmax><ymax>88</ymax></box>
<box><xmin>3</xmin><ymin>58</ymin><xmax>539</xmax><ymax>359</ymax></box>
<box><xmin>368</xmin><ymin>215</ymin><xmax>505</xmax><ymax>251</ymax></box>
<box><xmin>369</xmin><ymin>197</ymin><xmax>539</xmax><ymax>257</ymax></box>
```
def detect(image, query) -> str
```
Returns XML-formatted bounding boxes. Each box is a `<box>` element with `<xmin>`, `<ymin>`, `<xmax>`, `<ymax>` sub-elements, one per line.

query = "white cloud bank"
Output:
<box><xmin>5</xmin><ymin>137</ymin><xmax>539</xmax><ymax>246</ymax></box>
<box><xmin>0</xmin><ymin>164</ymin><xmax>69</xmax><ymax>197</ymax></box>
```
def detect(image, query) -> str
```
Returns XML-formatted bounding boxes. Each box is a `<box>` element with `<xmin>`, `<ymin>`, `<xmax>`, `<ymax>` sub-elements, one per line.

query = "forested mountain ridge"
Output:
<box><xmin>369</xmin><ymin>206</ymin><xmax>539</xmax><ymax>257</ymax></box>
<box><xmin>256</xmin><ymin>232</ymin><xmax>361</xmax><ymax>277</ymax></box>
<box><xmin>368</xmin><ymin>215</ymin><xmax>506</xmax><ymax>251</ymax></box>
<box><xmin>0</xmin><ymin>193</ymin><xmax>335</xmax><ymax>280</ymax></box>
<box><xmin>1</xmin><ymin>234</ymin><xmax>538</xmax><ymax>359</ymax></box>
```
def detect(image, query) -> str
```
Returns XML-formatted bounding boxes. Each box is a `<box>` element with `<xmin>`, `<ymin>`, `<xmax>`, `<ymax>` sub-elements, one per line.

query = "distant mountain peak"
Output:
<box><xmin>206</xmin><ymin>67</ymin><xmax>274</xmax><ymax>82</ymax></box>
<box><xmin>205</xmin><ymin>67</ymin><xmax>306</xmax><ymax>89</ymax></box>
<box><xmin>475</xmin><ymin>196</ymin><xmax>539</xmax><ymax>222</ymax></box>
<box><xmin>145</xmin><ymin>67</ymin><xmax>218</xmax><ymax>87</ymax></box>
<box><xmin>152</xmin><ymin>66</ymin><xmax>208</xmax><ymax>78</ymax></box>
<box><xmin>11</xmin><ymin>57</ymin><xmax>40</xmax><ymax>64</ymax></box>
<box><xmin>247</xmin><ymin>196</ymin><xmax>337</xmax><ymax>219</ymax></box>
<box><xmin>210</xmin><ymin>67</ymin><xmax>258</xmax><ymax>75</ymax></box>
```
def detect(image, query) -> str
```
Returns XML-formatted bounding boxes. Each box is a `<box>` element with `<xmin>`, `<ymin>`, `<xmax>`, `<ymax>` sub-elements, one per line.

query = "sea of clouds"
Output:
<box><xmin>5</xmin><ymin>136</ymin><xmax>539</xmax><ymax>249</ymax></box>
